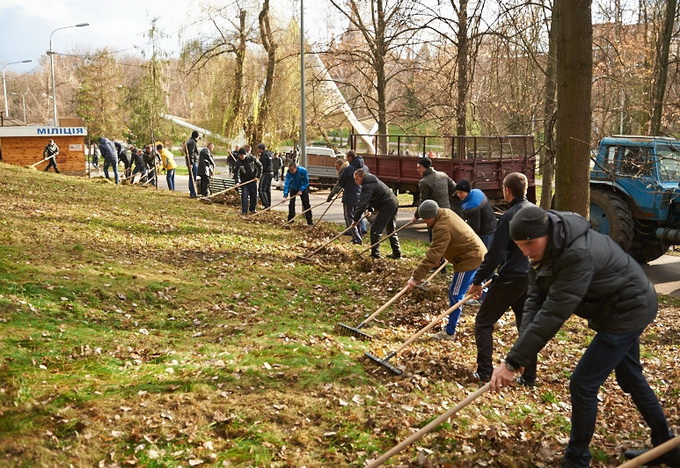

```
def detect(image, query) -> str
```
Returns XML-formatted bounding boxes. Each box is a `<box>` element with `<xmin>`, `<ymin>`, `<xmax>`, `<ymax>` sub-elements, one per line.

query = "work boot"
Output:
<box><xmin>624</xmin><ymin>447</ymin><xmax>680</xmax><ymax>467</ymax></box>
<box><xmin>387</xmin><ymin>252</ymin><xmax>401</xmax><ymax>260</ymax></box>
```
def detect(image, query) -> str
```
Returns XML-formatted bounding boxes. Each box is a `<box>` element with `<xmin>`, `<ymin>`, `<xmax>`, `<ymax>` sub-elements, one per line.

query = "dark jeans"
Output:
<box><xmin>564</xmin><ymin>326</ymin><xmax>674</xmax><ymax>467</ymax></box>
<box><xmin>474</xmin><ymin>277</ymin><xmax>536</xmax><ymax>381</ymax></box>
<box><xmin>199</xmin><ymin>176</ymin><xmax>211</xmax><ymax>197</ymax></box>
<box><xmin>166</xmin><ymin>169</ymin><xmax>175</xmax><ymax>191</ymax></box>
<box><xmin>44</xmin><ymin>158</ymin><xmax>59</xmax><ymax>173</ymax></box>
<box><xmin>241</xmin><ymin>180</ymin><xmax>258</xmax><ymax>214</ymax></box>
<box><xmin>188</xmin><ymin>162</ymin><xmax>198</xmax><ymax>197</ymax></box>
<box><xmin>258</xmin><ymin>173</ymin><xmax>273</xmax><ymax>208</ymax></box>
<box><xmin>103</xmin><ymin>160</ymin><xmax>119</xmax><ymax>184</ymax></box>
<box><xmin>288</xmin><ymin>189</ymin><xmax>312</xmax><ymax>224</ymax></box>
<box><xmin>370</xmin><ymin>204</ymin><xmax>400</xmax><ymax>257</ymax></box>
<box><xmin>342</xmin><ymin>203</ymin><xmax>363</xmax><ymax>243</ymax></box>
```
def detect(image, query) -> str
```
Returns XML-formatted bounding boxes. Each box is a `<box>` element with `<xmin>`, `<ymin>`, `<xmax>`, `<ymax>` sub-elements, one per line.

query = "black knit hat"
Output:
<box><xmin>418</xmin><ymin>157</ymin><xmax>432</xmax><ymax>169</ymax></box>
<box><xmin>509</xmin><ymin>205</ymin><xmax>550</xmax><ymax>241</ymax></box>
<box><xmin>237</xmin><ymin>148</ymin><xmax>247</xmax><ymax>155</ymax></box>
<box><xmin>455</xmin><ymin>179</ymin><xmax>471</xmax><ymax>193</ymax></box>
<box><xmin>191</xmin><ymin>130</ymin><xmax>199</xmax><ymax>139</ymax></box>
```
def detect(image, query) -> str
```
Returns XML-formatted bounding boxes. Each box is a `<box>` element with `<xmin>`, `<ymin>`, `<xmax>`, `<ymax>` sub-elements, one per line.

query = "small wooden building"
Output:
<box><xmin>0</xmin><ymin>125</ymin><xmax>88</xmax><ymax>174</ymax></box>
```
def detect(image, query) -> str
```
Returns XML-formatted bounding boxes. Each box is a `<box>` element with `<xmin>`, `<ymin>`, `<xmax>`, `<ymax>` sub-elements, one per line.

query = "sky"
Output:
<box><xmin>0</xmin><ymin>0</ymin><xmax>336</xmax><ymax>73</ymax></box>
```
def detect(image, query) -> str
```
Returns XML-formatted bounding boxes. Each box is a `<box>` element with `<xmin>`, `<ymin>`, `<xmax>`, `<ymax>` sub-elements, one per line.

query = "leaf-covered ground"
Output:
<box><xmin>0</xmin><ymin>162</ymin><xmax>678</xmax><ymax>467</ymax></box>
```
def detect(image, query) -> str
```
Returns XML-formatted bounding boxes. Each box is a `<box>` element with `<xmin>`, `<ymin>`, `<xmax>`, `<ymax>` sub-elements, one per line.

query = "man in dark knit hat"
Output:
<box><xmin>185</xmin><ymin>130</ymin><xmax>200</xmax><ymax>198</ymax></box>
<box><xmin>490</xmin><ymin>205</ymin><xmax>679</xmax><ymax>468</ymax></box>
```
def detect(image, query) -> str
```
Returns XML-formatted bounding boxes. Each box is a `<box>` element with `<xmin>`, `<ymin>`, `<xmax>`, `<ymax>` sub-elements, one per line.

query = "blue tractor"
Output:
<box><xmin>589</xmin><ymin>135</ymin><xmax>680</xmax><ymax>262</ymax></box>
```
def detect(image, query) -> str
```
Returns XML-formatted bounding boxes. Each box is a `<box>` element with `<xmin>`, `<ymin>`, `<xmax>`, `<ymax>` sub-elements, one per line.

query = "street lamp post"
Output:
<box><xmin>300</xmin><ymin>0</ymin><xmax>306</xmax><ymax>167</ymax></box>
<box><xmin>49</xmin><ymin>22</ymin><xmax>89</xmax><ymax>126</ymax></box>
<box><xmin>10</xmin><ymin>92</ymin><xmax>27</xmax><ymax>124</ymax></box>
<box><xmin>2</xmin><ymin>59</ymin><xmax>32</xmax><ymax>117</ymax></box>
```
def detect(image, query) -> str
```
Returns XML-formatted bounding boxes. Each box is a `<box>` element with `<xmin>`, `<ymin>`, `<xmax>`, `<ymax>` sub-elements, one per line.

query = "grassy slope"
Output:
<box><xmin>0</xmin><ymin>162</ymin><xmax>678</xmax><ymax>467</ymax></box>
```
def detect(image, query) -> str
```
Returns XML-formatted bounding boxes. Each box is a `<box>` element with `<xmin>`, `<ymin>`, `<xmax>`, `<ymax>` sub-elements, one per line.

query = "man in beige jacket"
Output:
<box><xmin>407</xmin><ymin>200</ymin><xmax>487</xmax><ymax>340</ymax></box>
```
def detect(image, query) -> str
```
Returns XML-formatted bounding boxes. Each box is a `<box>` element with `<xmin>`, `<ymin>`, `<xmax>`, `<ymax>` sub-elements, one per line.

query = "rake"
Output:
<box><xmin>297</xmin><ymin>213</ymin><xmax>368</xmax><ymax>262</ymax></box>
<box><xmin>284</xmin><ymin>198</ymin><xmax>329</xmax><ymax>225</ymax></box>
<box><xmin>338</xmin><ymin>260</ymin><xmax>450</xmax><ymax>340</ymax></box>
<box><xmin>365</xmin><ymin>382</ymin><xmax>491</xmax><ymax>467</ymax></box>
<box><xmin>364</xmin><ymin>279</ymin><xmax>492</xmax><ymax>375</ymax></box>
<box><xmin>358</xmin><ymin>220</ymin><xmax>415</xmax><ymax>256</ymax></box>
<box><xmin>202</xmin><ymin>178</ymin><xmax>254</xmax><ymax>201</ymax></box>
<box><xmin>313</xmin><ymin>191</ymin><xmax>342</xmax><ymax>227</ymax></box>
<box><xmin>617</xmin><ymin>435</ymin><xmax>680</xmax><ymax>468</ymax></box>
<box><xmin>248</xmin><ymin>192</ymin><xmax>296</xmax><ymax>217</ymax></box>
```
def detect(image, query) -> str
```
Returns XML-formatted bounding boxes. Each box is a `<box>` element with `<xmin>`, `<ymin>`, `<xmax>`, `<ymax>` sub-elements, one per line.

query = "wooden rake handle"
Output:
<box><xmin>366</xmin><ymin>382</ymin><xmax>491</xmax><ymax>467</ymax></box>
<box><xmin>249</xmin><ymin>192</ymin><xmax>295</xmax><ymax>217</ymax></box>
<box><xmin>313</xmin><ymin>190</ymin><xmax>342</xmax><ymax>227</ymax></box>
<box><xmin>284</xmin><ymin>198</ymin><xmax>329</xmax><ymax>225</ymax></box>
<box><xmin>616</xmin><ymin>435</ymin><xmax>680</xmax><ymax>468</ymax></box>
<box><xmin>307</xmin><ymin>213</ymin><xmax>369</xmax><ymax>257</ymax></box>
<box><xmin>206</xmin><ymin>179</ymin><xmax>255</xmax><ymax>199</ymax></box>
<box><xmin>359</xmin><ymin>220</ymin><xmax>414</xmax><ymax>255</ymax></box>
<box><xmin>388</xmin><ymin>278</ymin><xmax>492</xmax><ymax>357</ymax></box>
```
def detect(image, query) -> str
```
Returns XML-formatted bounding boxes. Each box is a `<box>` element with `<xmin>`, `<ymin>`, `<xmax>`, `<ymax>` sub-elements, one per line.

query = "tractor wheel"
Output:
<box><xmin>628</xmin><ymin>220</ymin><xmax>669</xmax><ymax>263</ymax></box>
<box><xmin>589</xmin><ymin>188</ymin><xmax>634</xmax><ymax>251</ymax></box>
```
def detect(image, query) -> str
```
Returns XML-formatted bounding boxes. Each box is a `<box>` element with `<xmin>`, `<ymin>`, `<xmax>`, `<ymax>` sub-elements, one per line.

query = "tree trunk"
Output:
<box><xmin>226</xmin><ymin>10</ymin><xmax>247</xmax><ymax>136</ymax></box>
<box><xmin>455</xmin><ymin>0</ymin><xmax>469</xmax><ymax>136</ymax></box>
<box><xmin>649</xmin><ymin>0</ymin><xmax>676</xmax><ymax>135</ymax></box>
<box><xmin>540</xmin><ymin>21</ymin><xmax>557</xmax><ymax>210</ymax></box>
<box><xmin>256</xmin><ymin>0</ymin><xmax>277</xmax><ymax>144</ymax></box>
<box><xmin>553</xmin><ymin>0</ymin><xmax>592</xmax><ymax>216</ymax></box>
<box><xmin>375</xmin><ymin>0</ymin><xmax>389</xmax><ymax>154</ymax></box>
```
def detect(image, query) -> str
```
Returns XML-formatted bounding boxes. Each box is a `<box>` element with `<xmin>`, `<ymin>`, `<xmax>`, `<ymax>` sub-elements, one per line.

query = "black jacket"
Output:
<box><xmin>414</xmin><ymin>168</ymin><xmax>456</xmax><ymax>217</ymax></box>
<box><xmin>353</xmin><ymin>174</ymin><xmax>398</xmax><ymax>222</ymax></box>
<box><xmin>260</xmin><ymin>151</ymin><xmax>273</xmax><ymax>174</ymax></box>
<box><xmin>234</xmin><ymin>155</ymin><xmax>262</xmax><ymax>182</ymax></box>
<box><xmin>186</xmin><ymin>138</ymin><xmax>199</xmax><ymax>165</ymax></box>
<box><xmin>332</xmin><ymin>156</ymin><xmax>365</xmax><ymax>206</ymax></box>
<box><xmin>463</xmin><ymin>198</ymin><xmax>497</xmax><ymax>236</ymax></box>
<box><xmin>197</xmin><ymin>147</ymin><xmax>215</xmax><ymax>177</ymax></box>
<box><xmin>506</xmin><ymin>210</ymin><xmax>658</xmax><ymax>369</ymax></box>
<box><xmin>472</xmin><ymin>197</ymin><xmax>530</xmax><ymax>284</ymax></box>
<box><xmin>99</xmin><ymin>138</ymin><xmax>118</xmax><ymax>163</ymax></box>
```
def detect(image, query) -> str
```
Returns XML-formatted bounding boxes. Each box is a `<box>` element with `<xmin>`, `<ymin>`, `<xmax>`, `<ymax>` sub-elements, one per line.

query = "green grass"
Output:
<box><xmin>0</xmin><ymin>162</ymin><xmax>678</xmax><ymax>467</ymax></box>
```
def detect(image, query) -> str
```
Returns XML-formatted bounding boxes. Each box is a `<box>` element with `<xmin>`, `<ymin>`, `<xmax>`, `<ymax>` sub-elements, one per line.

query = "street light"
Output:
<box><xmin>2</xmin><ymin>59</ymin><xmax>32</xmax><ymax>117</ymax></box>
<box><xmin>10</xmin><ymin>92</ymin><xmax>27</xmax><ymax>124</ymax></box>
<box><xmin>49</xmin><ymin>22</ymin><xmax>89</xmax><ymax>126</ymax></box>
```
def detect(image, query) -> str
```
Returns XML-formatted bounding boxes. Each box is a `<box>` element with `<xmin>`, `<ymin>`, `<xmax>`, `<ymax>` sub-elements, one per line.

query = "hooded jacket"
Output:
<box><xmin>460</xmin><ymin>188</ymin><xmax>497</xmax><ymax>236</ymax></box>
<box><xmin>331</xmin><ymin>156</ymin><xmax>366</xmax><ymax>206</ymax></box>
<box><xmin>283</xmin><ymin>165</ymin><xmax>310</xmax><ymax>196</ymax></box>
<box><xmin>197</xmin><ymin>146</ymin><xmax>215</xmax><ymax>177</ymax></box>
<box><xmin>414</xmin><ymin>167</ymin><xmax>456</xmax><ymax>217</ymax></box>
<box><xmin>411</xmin><ymin>207</ymin><xmax>487</xmax><ymax>281</ymax></box>
<box><xmin>98</xmin><ymin>138</ymin><xmax>118</xmax><ymax>163</ymax></box>
<box><xmin>506</xmin><ymin>210</ymin><xmax>658</xmax><ymax>369</ymax></box>
<box><xmin>353</xmin><ymin>174</ymin><xmax>398</xmax><ymax>222</ymax></box>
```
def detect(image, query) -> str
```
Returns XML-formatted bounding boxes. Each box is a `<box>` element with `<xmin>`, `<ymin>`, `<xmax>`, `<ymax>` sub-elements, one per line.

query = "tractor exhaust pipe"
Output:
<box><xmin>656</xmin><ymin>228</ymin><xmax>680</xmax><ymax>244</ymax></box>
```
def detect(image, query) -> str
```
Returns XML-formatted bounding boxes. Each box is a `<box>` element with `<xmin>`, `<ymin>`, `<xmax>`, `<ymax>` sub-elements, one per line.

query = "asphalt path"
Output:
<box><xmin>90</xmin><ymin>169</ymin><xmax>680</xmax><ymax>298</ymax></box>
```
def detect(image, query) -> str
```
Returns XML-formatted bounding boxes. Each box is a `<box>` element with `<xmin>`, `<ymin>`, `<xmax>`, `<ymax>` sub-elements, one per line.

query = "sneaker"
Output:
<box><xmin>351</xmin><ymin>239</ymin><xmax>362</xmax><ymax>245</ymax></box>
<box><xmin>515</xmin><ymin>376</ymin><xmax>536</xmax><ymax>387</ymax></box>
<box><xmin>370</xmin><ymin>253</ymin><xmax>381</xmax><ymax>259</ymax></box>
<box><xmin>624</xmin><ymin>447</ymin><xmax>680</xmax><ymax>466</ymax></box>
<box><xmin>465</xmin><ymin>299</ymin><xmax>481</xmax><ymax>306</ymax></box>
<box><xmin>472</xmin><ymin>372</ymin><xmax>491</xmax><ymax>382</ymax></box>
<box><xmin>386</xmin><ymin>253</ymin><xmax>402</xmax><ymax>260</ymax></box>
<box><xmin>432</xmin><ymin>330</ymin><xmax>456</xmax><ymax>341</ymax></box>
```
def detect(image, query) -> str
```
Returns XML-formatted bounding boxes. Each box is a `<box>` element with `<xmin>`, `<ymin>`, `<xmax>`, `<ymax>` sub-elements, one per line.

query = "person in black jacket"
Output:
<box><xmin>233</xmin><ymin>147</ymin><xmax>262</xmax><ymax>214</ymax></box>
<box><xmin>490</xmin><ymin>205</ymin><xmax>679</xmax><ymax>468</ymax></box>
<box><xmin>197</xmin><ymin>143</ymin><xmax>215</xmax><ymax>197</ymax></box>
<box><xmin>42</xmin><ymin>139</ymin><xmax>60</xmax><ymax>173</ymax></box>
<box><xmin>352</xmin><ymin>169</ymin><xmax>401</xmax><ymax>259</ymax></box>
<box><xmin>99</xmin><ymin>137</ymin><xmax>119</xmax><ymax>184</ymax></box>
<box><xmin>257</xmin><ymin>143</ymin><xmax>273</xmax><ymax>208</ymax></box>
<box><xmin>328</xmin><ymin>150</ymin><xmax>367</xmax><ymax>244</ymax></box>
<box><xmin>467</xmin><ymin>172</ymin><xmax>536</xmax><ymax>385</ymax></box>
<box><xmin>185</xmin><ymin>131</ymin><xmax>200</xmax><ymax>198</ymax></box>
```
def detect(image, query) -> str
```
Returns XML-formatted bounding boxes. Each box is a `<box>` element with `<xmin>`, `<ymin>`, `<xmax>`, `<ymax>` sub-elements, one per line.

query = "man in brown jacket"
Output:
<box><xmin>407</xmin><ymin>199</ymin><xmax>487</xmax><ymax>340</ymax></box>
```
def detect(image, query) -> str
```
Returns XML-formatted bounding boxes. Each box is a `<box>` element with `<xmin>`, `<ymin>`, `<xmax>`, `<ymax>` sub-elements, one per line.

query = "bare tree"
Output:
<box><xmin>650</xmin><ymin>0</ymin><xmax>677</xmax><ymax>134</ymax></box>
<box><xmin>553</xmin><ymin>0</ymin><xmax>593</xmax><ymax>215</ymax></box>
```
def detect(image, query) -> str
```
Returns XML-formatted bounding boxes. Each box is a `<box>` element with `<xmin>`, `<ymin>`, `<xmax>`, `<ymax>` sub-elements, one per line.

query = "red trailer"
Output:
<box><xmin>350</xmin><ymin>134</ymin><xmax>537</xmax><ymax>206</ymax></box>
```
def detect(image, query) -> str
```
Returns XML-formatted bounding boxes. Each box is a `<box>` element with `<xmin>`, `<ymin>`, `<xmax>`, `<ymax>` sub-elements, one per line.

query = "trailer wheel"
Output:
<box><xmin>589</xmin><ymin>188</ymin><xmax>634</xmax><ymax>251</ymax></box>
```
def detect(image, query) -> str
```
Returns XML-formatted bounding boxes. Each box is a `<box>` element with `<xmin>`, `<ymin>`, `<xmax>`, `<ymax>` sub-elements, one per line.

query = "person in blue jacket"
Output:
<box><xmin>283</xmin><ymin>162</ymin><xmax>313</xmax><ymax>225</ymax></box>
<box><xmin>454</xmin><ymin>179</ymin><xmax>497</xmax><ymax>247</ymax></box>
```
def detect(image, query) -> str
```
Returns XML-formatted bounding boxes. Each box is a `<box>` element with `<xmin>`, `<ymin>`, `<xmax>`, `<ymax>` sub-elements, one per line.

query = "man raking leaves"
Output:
<box><xmin>490</xmin><ymin>205</ymin><xmax>680</xmax><ymax>468</ymax></box>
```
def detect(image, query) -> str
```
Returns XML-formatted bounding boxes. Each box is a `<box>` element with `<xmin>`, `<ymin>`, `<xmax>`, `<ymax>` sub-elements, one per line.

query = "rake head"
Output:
<box><xmin>364</xmin><ymin>352</ymin><xmax>403</xmax><ymax>375</ymax></box>
<box><xmin>296</xmin><ymin>255</ymin><xmax>316</xmax><ymax>262</ymax></box>
<box><xmin>337</xmin><ymin>323</ymin><xmax>373</xmax><ymax>340</ymax></box>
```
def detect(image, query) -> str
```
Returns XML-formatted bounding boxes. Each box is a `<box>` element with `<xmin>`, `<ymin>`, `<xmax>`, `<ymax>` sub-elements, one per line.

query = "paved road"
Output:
<box><xmin>90</xmin><ymin>170</ymin><xmax>680</xmax><ymax>298</ymax></box>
